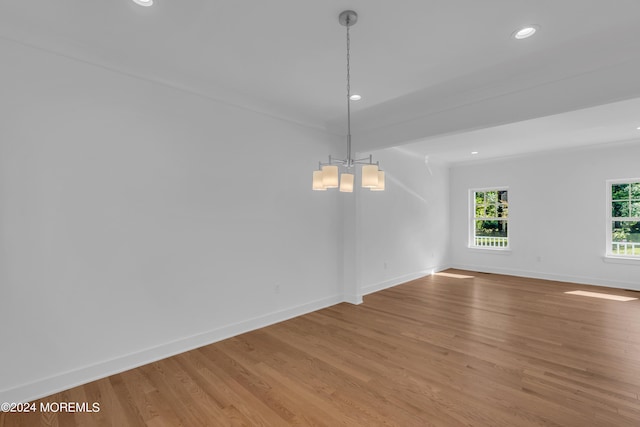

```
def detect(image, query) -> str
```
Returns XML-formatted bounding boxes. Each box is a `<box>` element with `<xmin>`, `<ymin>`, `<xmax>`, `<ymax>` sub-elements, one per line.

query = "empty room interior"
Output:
<box><xmin>2</xmin><ymin>1</ymin><xmax>640</xmax><ymax>426</ymax></box>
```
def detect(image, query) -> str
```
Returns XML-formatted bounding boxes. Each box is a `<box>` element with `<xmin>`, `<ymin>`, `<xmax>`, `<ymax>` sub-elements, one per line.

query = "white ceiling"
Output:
<box><xmin>2</xmin><ymin>0</ymin><xmax>640</xmax><ymax>160</ymax></box>
<box><xmin>402</xmin><ymin>97</ymin><xmax>640</xmax><ymax>163</ymax></box>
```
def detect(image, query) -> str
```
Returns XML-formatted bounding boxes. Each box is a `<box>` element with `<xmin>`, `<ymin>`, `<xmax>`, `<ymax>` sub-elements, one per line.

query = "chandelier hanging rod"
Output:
<box><xmin>345</xmin><ymin>10</ymin><xmax>354</xmax><ymax>166</ymax></box>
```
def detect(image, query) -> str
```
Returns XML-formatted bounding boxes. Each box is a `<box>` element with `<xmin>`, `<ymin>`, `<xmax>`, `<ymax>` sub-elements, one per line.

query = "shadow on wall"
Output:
<box><xmin>383</xmin><ymin>146</ymin><xmax>438</xmax><ymax>205</ymax></box>
<box><xmin>386</xmin><ymin>173</ymin><xmax>430</xmax><ymax>205</ymax></box>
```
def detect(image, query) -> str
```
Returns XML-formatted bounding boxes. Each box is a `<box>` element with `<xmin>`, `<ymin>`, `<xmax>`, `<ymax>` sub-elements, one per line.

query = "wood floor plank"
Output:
<box><xmin>4</xmin><ymin>269</ymin><xmax>640</xmax><ymax>426</ymax></box>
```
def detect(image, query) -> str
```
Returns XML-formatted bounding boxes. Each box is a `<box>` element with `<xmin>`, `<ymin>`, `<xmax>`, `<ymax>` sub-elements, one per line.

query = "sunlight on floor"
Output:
<box><xmin>564</xmin><ymin>290</ymin><xmax>637</xmax><ymax>301</ymax></box>
<box><xmin>434</xmin><ymin>272</ymin><xmax>475</xmax><ymax>279</ymax></box>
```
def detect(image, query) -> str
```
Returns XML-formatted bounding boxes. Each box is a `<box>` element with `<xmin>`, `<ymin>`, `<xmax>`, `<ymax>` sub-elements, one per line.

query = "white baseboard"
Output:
<box><xmin>360</xmin><ymin>265</ymin><xmax>449</xmax><ymax>296</ymax></box>
<box><xmin>343</xmin><ymin>294</ymin><xmax>363</xmax><ymax>305</ymax></box>
<box><xmin>449</xmin><ymin>263</ymin><xmax>640</xmax><ymax>291</ymax></box>
<box><xmin>0</xmin><ymin>294</ymin><xmax>344</xmax><ymax>406</ymax></box>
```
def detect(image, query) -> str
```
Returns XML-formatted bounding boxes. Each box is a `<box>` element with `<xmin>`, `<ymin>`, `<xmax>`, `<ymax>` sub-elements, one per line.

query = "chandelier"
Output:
<box><xmin>312</xmin><ymin>10</ymin><xmax>385</xmax><ymax>192</ymax></box>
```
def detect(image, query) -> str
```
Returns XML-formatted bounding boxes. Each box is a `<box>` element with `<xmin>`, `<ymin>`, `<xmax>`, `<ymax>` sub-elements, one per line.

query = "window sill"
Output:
<box><xmin>602</xmin><ymin>256</ymin><xmax>640</xmax><ymax>265</ymax></box>
<box><xmin>467</xmin><ymin>247</ymin><xmax>512</xmax><ymax>255</ymax></box>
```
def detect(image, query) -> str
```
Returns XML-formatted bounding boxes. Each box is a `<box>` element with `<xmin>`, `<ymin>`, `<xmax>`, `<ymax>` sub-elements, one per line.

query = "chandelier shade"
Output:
<box><xmin>370</xmin><ymin>171</ymin><xmax>385</xmax><ymax>191</ymax></box>
<box><xmin>312</xmin><ymin>170</ymin><xmax>326</xmax><ymax>191</ymax></box>
<box><xmin>362</xmin><ymin>164</ymin><xmax>379</xmax><ymax>188</ymax></box>
<box><xmin>312</xmin><ymin>10</ymin><xmax>385</xmax><ymax>193</ymax></box>
<box><xmin>321</xmin><ymin>165</ymin><xmax>339</xmax><ymax>188</ymax></box>
<box><xmin>339</xmin><ymin>173</ymin><xmax>354</xmax><ymax>192</ymax></box>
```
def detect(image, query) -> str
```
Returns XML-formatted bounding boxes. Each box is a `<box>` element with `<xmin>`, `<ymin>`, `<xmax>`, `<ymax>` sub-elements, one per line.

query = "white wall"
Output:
<box><xmin>0</xmin><ymin>38</ymin><xmax>343</xmax><ymax>402</ymax></box>
<box><xmin>356</xmin><ymin>147</ymin><xmax>450</xmax><ymax>296</ymax></box>
<box><xmin>450</xmin><ymin>142</ymin><xmax>640</xmax><ymax>289</ymax></box>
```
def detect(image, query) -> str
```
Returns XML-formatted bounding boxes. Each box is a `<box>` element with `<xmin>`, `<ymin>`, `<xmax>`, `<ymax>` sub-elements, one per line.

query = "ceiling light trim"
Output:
<box><xmin>132</xmin><ymin>0</ymin><xmax>154</xmax><ymax>7</ymax></box>
<box><xmin>513</xmin><ymin>25</ymin><xmax>539</xmax><ymax>40</ymax></box>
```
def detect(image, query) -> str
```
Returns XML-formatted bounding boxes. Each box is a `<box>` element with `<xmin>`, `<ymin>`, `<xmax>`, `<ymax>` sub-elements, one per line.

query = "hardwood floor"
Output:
<box><xmin>3</xmin><ymin>269</ymin><xmax>640</xmax><ymax>426</ymax></box>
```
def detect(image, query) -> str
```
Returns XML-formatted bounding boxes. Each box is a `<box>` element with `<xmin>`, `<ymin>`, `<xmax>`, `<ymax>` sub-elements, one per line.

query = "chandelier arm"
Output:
<box><xmin>319</xmin><ymin>158</ymin><xmax>349</xmax><ymax>166</ymax></box>
<box><xmin>353</xmin><ymin>155</ymin><xmax>375</xmax><ymax>164</ymax></box>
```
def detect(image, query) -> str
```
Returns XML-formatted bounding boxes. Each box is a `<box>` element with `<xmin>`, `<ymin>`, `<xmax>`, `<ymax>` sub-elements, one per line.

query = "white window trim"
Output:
<box><xmin>468</xmin><ymin>186</ymin><xmax>510</xmax><ymax>251</ymax></box>
<box><xmin>602</xmin><ymin>256</ymin><xmax>640</xmax><ymax>265</ymax></box>
<box><xmin>468</xmin><ymin>247</ymin><xmax>513</xmax><ymax>255</ymax></box>
<box><xmin>605</xmin><ymin>178</ymin><xmax>640</xmax><ymax>260</ymax></box>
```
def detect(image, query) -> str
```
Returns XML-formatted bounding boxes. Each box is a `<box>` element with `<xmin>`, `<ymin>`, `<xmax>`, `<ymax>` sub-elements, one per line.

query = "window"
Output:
<box><xmin>470</xmin><ymin>188</ymin><xmax>509</xmax><ymax>249</ymax></box>
<box><xmin>607</xmin><ymin>180</ymin><xmax>640</xmax><ymax>257</ymax></box>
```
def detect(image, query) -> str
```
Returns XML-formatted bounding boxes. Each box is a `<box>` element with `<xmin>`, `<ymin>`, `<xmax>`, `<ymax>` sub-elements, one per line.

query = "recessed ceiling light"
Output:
<box><xmin>636</xmin><ymin>126</ymin><xmax>640</xmax><ymax>130</ymax></box>
<box><xmin>513</xmin><ymin>25</ymin><xmax>538</xmax><ymax>40</ymax></box>
<box><xmin>350</xmin><ymin>94</ymin><xmax>362</xmax><ymax>101</ymax></box>
<box><xmin>132</xmin><ymin>0</ymin><xmax>153</xmax><ymax>6</ymax></box>
<box><xmin>471</xmin><ymin>151</ymin><xmax>479</xmax><ymax>155</ymax></box>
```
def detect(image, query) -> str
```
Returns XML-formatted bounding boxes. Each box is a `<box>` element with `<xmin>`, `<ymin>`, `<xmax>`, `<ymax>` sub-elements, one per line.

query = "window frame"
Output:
<box><xmin>606</xmin><ymin>178</ymin><xmax>640</xmax><ymax>259</ymax></box>
<box><xmin>468</xmin><ymin>187</ymin><xmax>510</xmax><ymax>251</ymax></box>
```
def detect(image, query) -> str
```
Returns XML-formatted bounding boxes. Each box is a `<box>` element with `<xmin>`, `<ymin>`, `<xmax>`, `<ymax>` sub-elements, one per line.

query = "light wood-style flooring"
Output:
<box><xmin>3</xmin><ymin>269</ymin><xmax>640</xmax><ymax>426</ymax></box>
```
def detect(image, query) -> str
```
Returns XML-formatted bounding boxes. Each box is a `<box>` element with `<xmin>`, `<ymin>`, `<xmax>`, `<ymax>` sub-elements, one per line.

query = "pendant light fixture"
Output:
<box><xmin>312</xmin><ymin>10</ymin><xmax>384</xmax><ymax>193</ymax></box>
